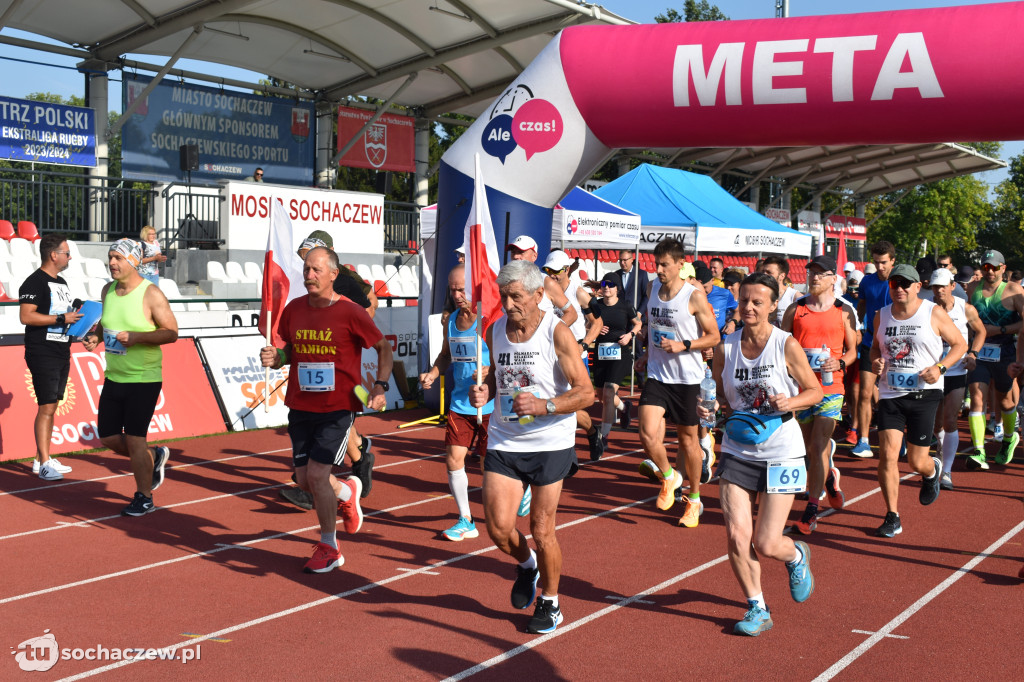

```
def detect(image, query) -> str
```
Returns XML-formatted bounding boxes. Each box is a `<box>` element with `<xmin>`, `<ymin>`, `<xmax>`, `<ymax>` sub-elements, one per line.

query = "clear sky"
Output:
<box><xmin>1</xmin><ymin>0</ymin><xmax>1020</xmax><ymax>186</ymax></box>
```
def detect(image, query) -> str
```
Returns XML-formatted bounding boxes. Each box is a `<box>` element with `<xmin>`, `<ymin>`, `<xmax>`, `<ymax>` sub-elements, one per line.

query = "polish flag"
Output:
<box><xmin>463</xmin><ymin>154</ymin><xmax>503</xmax><ymax>332</ymax></box>
<box><xmin>259</xmin><ymin>198</ymin><xmax>304</xmax><ymax>347</ymax></box>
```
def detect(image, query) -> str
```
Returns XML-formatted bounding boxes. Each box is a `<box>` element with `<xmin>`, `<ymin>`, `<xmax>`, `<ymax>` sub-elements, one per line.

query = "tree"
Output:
<box><xmin>985</xmin><ymin>153</ymin><xmax>1024</xmax><ymax>268</ymax></box>
<box><xmin>656</xmin><ymin>1</ymin><xmax>730</xmax><ymax>23</ymax></box>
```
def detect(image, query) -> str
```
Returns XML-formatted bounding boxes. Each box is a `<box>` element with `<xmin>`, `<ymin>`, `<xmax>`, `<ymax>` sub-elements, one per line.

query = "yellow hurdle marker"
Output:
<box><xmin>400</xmin><ymin>376</ymin><xmax>445</xmax><ymax>428</ymax></box>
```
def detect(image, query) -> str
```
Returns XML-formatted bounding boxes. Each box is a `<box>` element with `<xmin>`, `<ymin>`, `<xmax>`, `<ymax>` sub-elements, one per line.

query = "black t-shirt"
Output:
<box><xmin>19</xmin><ymin>269</ymin><xmax>74</xmax><ymax>356</ymax></box>
<box><xmin>591</xmin><ymin>297</ymin><xmax>637</xmax><ymax>346</ymax></box>
<box><xmin>333</xmin><ymin>267</ymin><xmax>372</xmax><ymax>309</ymax></box>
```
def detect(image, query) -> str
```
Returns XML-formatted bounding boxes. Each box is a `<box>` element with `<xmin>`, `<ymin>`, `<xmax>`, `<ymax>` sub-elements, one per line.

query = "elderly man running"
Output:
<box><xmin>469</xmin><ymin>260</ymin><xmax>594</xmax><ymax>634</ymax></box>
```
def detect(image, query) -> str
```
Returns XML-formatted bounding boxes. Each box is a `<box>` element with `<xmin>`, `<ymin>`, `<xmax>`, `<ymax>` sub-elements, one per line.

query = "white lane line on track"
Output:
<box><xmin>52</xmin><ymin>495</ymin><xmax>656</xmax><ymax>681</ymax></box>
<box><xmin>0</xmin><ymin>444</ymin><xmax>655</xmax><ymax>605</ymax></box>
<box><xmin>0</xmin><ymin>425</ymin><xmax>435</xmax><ymax>497</ymax></box>
<box><xmin>812</xmin><ymin>517</ymin><xmax>1024</xmax><ymax>682</ymax></box>
<box><xmin>850</xmin><ymin>629</ymin><xmax>909</xmax><ymax>640</ymax></box>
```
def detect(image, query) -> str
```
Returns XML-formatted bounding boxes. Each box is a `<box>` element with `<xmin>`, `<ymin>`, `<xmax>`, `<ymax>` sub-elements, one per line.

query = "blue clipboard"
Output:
<box><xmin>66</xmin><ymin>300</ymin><xmax>103</xmax><ymax>339</ymax></box>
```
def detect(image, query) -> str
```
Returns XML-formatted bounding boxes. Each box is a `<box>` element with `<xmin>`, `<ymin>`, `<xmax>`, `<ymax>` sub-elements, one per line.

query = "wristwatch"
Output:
<box><xmin>374</xmin><ymin>380</ymin><xmax>390</xmax><ymax>391</ymax></box>
<box><xmin>1000</xmin><ymin>325</ymin><xmax>1007</xmax><ymax>334</ymax></box>
<box><xmin>838</xmin><ymin>359</ymin><xmax>846</xmax><ymax>371</ymax></box>
<box><xmin>966</xmin><ymin>349</ymin><xmax>978</xmax><ymax>358</ymax></box>
<box><xmin>545</xmin><ymin>400</ymin><xmax>556</xmax><ymax>415</ymax></box>
<box><xmin>682</xmin><ymin>339</ymin><xmax>692</xmax><ymax>351</ymax></box>
<box><xmin>936</xmin><ymin>363</ymin><xmax>947</xmax><ymax>375</ymax></box>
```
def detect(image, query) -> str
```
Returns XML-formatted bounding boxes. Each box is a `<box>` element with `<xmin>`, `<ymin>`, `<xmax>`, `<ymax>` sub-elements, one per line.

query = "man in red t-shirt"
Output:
<box><xmin>261</xmin><ymin>247</ymin><xmax>393</xmax><ymax>573</ymax></box>
<box><xmin>782</xmin><ymin>255</ymin><xmax>858</xmax><ymax>535</ymax></box>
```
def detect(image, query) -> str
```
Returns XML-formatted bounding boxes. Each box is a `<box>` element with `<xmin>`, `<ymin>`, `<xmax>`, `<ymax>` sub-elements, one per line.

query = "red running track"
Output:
<box><xmin>1</xmin><ymin>409</ymin><xmax>1022</xmax><ymax>681</ymax></box>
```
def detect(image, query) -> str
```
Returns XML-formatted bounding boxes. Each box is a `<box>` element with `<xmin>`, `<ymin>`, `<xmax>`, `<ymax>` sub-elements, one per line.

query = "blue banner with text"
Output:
<box><xmin>0</xmin><ymin>95</ymin><xmax>96</xmax><ymax>167</ymax></box>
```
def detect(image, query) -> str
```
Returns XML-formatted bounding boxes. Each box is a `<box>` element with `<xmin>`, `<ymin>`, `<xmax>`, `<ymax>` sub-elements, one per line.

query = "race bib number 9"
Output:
<box><xmin>651</xmin><ymin>324</ymin><xmax>677</xmax><ymax>346</ymax></box>
<box><xmin>887</xmin><ymin>371</ymin><xmax>920</xmax><ymax>391</ymax></box>
<box><xmin>103</xmin><ymin>330</ymin><xmax>127</xmax><ymax>355</ymax></box>
<box><xmin>598</xmin><ymin>342</ymin><xmax>622</xmax><ymax>361</ymax></box>
<box><xmin>978</xmin><ymin>343</ymin><xmax>1001</xmax><ymax>362</ymax></box>
<box><xmin>767</xmin><ymin>459</ymin><xmax>807</xmax><ymax>494</ymax></box>
<box><xmin>298</xmin><ymin>362</ymin><xmax>335</xmax><ymax>392</ymax></box>
<box><xmin>449</xmin><ymin>335</ymin><xmax>476</xmax><ymax>363</ymax></box>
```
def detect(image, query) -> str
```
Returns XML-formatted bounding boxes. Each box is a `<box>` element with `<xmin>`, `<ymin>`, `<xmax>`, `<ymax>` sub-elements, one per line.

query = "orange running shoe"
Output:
<box><xmin>678</xmin><ymin>497</ymin><xmax>704</xmax><ymax>528</ymax></box>
<box><xmin>657</xmin><ymin>469</ymin><xmax>683</xmax><ymax>510</ymax></box>
<box><xmin>304</xmin><ymin>542</ymin><xmax>343</xmax><ymax>573</ymax></box>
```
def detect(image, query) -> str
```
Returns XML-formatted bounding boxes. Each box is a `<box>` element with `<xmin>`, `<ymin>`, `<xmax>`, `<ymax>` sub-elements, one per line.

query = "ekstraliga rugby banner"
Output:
<box><xmin>434</xmin><ymin>3</ymin><xmax>1024</xmax><ymax>310</ymax></box>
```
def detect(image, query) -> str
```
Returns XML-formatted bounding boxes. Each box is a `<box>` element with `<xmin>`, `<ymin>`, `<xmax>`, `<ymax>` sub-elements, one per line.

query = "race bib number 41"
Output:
<box><xmin>767</xmin><ymin>459</ymin><xmax>806</xmax><ymax>494</ymax></box>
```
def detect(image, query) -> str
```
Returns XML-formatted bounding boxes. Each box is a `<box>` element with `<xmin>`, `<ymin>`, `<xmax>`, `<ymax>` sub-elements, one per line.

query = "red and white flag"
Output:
<box><xmin>463</xmin><ymin>154</ymin><xmax>503</xmax><ymax>331</ymax></box>
<box><xmin>259</xmin><ymin>198</ymin><xmax>305</xmax><ymax>347</ymax></box>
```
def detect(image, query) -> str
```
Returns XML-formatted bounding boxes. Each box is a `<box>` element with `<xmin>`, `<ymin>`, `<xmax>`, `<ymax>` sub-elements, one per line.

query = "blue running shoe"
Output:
<box><xmin>850</xmin><ymin>440</ymin><xmax>872</xmax><ymax>458</ymax></box>
<box><xmin>526</xmin><ymin>597</ymin><xmax>563</xmax><ymax>634</ymax></box>
<box><xmin>787</xmin><ymin>540</ymin><xmax>814</xmax><ymax>603</ymax></box>
<box><xmin>517</xmin><ymin>486</ymin><xmax>532</xmax><ymax>517</ymax></box>
<box><xmin>442</xmin><ymin>516</ymin><xmax>479</xmax><ymax>542</ymax></box>
<box><xmin>734</xmin><ymin>602</ymin><xmax>773</xmax><ymax>636</ymax></box>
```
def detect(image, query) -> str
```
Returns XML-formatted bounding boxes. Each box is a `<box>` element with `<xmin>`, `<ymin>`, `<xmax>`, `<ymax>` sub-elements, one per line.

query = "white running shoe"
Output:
<box><xmin>33</xmin><ymin>458</ymin><xmax>73</xmax><ymax>475</ymax></box>
<box><xmin>38</xmin><ymin>461</ymin><xmax>63</xmax><ymax>481</ymax></box>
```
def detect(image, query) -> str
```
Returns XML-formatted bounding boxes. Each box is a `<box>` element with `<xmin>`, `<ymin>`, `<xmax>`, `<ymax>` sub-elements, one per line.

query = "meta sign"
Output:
<box><xmin>0</xmin><ymin>95</ymin><xmax>96</xmax><ymax>167</ymax></box>
<box><xmin>120</xmin><ymin>75</ymin><xmax>314</xmax><ymax>184</ymax></box>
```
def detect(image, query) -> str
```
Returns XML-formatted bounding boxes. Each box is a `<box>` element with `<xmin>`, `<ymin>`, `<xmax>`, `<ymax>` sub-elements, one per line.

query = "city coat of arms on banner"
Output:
<box><xmin>366</xmin><ymin>124</ymin><xmax>387</xmax><ymax>168</ymax></box>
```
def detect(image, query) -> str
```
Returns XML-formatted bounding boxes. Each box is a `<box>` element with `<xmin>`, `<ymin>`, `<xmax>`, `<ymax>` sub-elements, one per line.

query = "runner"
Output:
<box><xmin>635</xmin><ymin>238</ymin><xmax>721</xmax><ymax>528</ymax></box>
<box><xmin>542</xmin><ymin>249</ymin><xmax>604</xmax><ymax>461</ymax></box>
<box><xmin>468</xmin><ymin>259</ymin><xmax>594</xmax><ymax>634</ymax></box>
<box><xmin>762</xmin><ymin>256</ymin><xmax>799</xmax><ymax>327</ymax></box>
<box><xmin>19</xmin><ymin>233</ymin><xmax>83</xmax><ymax>481</ymax></box>
<box><xmin>419</xmin><ymin>265</ymin><xmax>494</xmax><ymax>541</ymax></box>
<box><xmin>81</xmin><ymin>239</ymin><xmax>177</xmax><ymax>516</ymax></box>
<box><xmin>586</xmin><ymin>271</ymin><xmax>642</xmax><ymax>437</ymax></box>
<box><xmin>870</xmin><ymin>264</ymin><xmax>966</xmax><ymax>537</ymax></box>
<box><xmin>928</xmin><ymin>267</ymin><xmax>985</xmax><ymax>491</ymax></box>
<box><xmin>259</xmin><ymin>247</ymin><xmax>394</xmax><ymax>572</ymax></box>
<box><xmin>852</xmin><ymin>241</ymin><xmax>896</xmax><ymax>457</ymax></box>
<box><xmin>698</xmin><ymin>272</ymin><xmax>821</xmax><ymax>636</ymax></box>
<box><xmin>781</xmin><ymin>255</ymin><xmax>858</xmax><ymax>535</ymax></box>
<box><xmin>965</xmin><ymin>249</ymin><xmax>1024</xmax><ymax>470</ymax></box>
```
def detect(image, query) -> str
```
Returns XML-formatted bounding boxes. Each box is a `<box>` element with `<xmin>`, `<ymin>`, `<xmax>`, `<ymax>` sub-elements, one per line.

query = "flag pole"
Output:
<box><xmin>476</xmin><ymin>300</ymin><xmax>483</xmax><ymax>425</ymax></box>
<box><xmin>264</xmin><ymin>297</ymin><xmax>272</xmax><ymax>413</ymax></box>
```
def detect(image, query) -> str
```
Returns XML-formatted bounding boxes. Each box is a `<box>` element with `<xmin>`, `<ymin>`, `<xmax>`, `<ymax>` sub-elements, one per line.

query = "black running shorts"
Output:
<box><xmin>287</xmin><ymin>408</ymin><xmax>355</xmax><ymax>467</ymax></box>
<box><xmin>25</xmin><ymin>351</ymin><xmax>71</xmax><ymax>405</ymax></box>
<box><xmin>484</xmin><ymin>446</ymin><xmax>578</xmax><ymax>487</ymax></box>
<box><xmin>639</xmin><ymin>378</ymin><xmax>699</xmax><ymax>427</ymax></box>
<box><xmin>97</xmin><ymin>380</ymin><xmax>163</xmax><ymax>438</ymax></box>
<box><xmin>942</xmin><ymin>373</ymin><xmax>967</xmax><ymax>396</ymax></box>
<box><xmin>876</xmin><ymin>391</ymin><xmax>942</xmax><ymax>447</ymax></box>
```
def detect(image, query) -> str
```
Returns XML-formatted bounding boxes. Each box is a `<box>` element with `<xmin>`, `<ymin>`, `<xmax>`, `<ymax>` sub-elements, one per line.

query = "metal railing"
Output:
<box><xmin>384</xmin><ymin>202</ymin><xmax>420</xmax><ymax>252</ymax></box>
<box><xmin>0</xmin><ymin>166</ymin><xmax>157</xmax><ymax>240</ymax></box>
<box><xmin>160</xmin><ymin>182</ymin><xmax>224</xmax><ymax>251</ymax></box>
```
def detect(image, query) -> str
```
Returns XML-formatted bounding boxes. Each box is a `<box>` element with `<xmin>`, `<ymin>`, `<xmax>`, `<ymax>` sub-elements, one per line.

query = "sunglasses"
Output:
<box><xmin>981</xmin><ymin>263</ymin><xmax>1001</xmax><ymax>272</ymax></box>
<box><xmin>600</xmin><ymin>281</ymin><xmax>616</xmax><ymax>288</ymax></box>
<box><xmin>889</xmin><ymin>278</ymin><xmax>916</xmax><ymax>290</ymax></box>
<box><xmin>542</xmin><ymin>267</ymin><xmax>564</xmax><ymax>276</ymax></box>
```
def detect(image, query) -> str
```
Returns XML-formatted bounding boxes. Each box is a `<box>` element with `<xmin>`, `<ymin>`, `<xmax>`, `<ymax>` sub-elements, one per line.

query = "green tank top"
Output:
<box><xmin>970</xmin><ymin>281</ymin><xmax>1021</xmax><ymax>328</ymax></box>
<box><xmin>101</xmin><ymin>279</ymin><xmax>162</xmax><ymax>383</ymax></box>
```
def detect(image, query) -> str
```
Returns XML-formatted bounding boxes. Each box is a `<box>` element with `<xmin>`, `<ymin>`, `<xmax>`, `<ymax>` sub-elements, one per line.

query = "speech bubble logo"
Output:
<box><xmin>566</xmin><ymin>217</ymin><xmax>578</xmax><ymax>235</ymax></box>
<box><xmin>512</xmin><ymin>99</ymin><xmax>562</xmax><ymax>161</ymax></box>
<box><xmin>481</xmin><ymin>115</ymin><xmax>517</xmax><ymax>164</ymax></box>
<box><xmin>12</xmin><ymin>630</ymin><xmax>60</xmax><ymax>672</ymax></box>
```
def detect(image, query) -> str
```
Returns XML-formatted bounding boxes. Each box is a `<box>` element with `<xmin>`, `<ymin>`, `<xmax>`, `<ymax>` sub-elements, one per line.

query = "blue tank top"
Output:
<box><xmin>448</xmin><ymin>312</ymin><xmax>494</xmax><ymax>416</ymax></box>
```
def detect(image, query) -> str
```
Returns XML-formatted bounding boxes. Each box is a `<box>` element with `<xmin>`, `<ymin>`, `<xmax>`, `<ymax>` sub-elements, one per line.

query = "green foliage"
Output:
<box><xmin>656</xmin><ymin>1</ymin><xmax>730</xmax><ymax>23</ymax></box>
<box><xmin>985</xmin><ymin>153</ymin><xmax>1024</xmax><ymax>268</ymax></box>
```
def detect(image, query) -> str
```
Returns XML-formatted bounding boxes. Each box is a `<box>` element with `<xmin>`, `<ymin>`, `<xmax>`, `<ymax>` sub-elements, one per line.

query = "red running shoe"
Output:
<box><xmin>844</xmin><ymin>428</ymin><xmax>859</xmax><ymax>446</ymax></box>
<box><xmin>825</xmin><ymin>467</ymin><xmax>845</xmax><ymax>510</ymax></box>
<box><xmin>792</xmin><ymin>505</ymin><xmax>818</xmax><ymax>535</ymax></box>
<box><xmin>337</xmin><ymin>476</ymin><xmax>364</xmax><ymax>534</ymax></box>
<box><xmin>304</xmin><ymin>542</ymin><xmax>343</xmax><ymax>573</ymax></box>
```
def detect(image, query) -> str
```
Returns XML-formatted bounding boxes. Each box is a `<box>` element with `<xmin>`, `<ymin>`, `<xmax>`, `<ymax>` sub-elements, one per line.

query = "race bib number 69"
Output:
<box><xmin>767</xmin><ymin>459</ymin><xmax>806</xmax><ymax>494</ymax></box>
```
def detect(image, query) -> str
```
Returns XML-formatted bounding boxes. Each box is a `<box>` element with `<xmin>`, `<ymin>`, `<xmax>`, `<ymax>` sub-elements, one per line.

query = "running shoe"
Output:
<box><xmin>351</xmin><ymin>436</ymin><xmax>374</xmax><ymax>498</ymax></box>
<box><xmin>121</xmin><ymin>492</ymin><xmax>154</xmax><ymax>517</ymax></box>
<box><xmin>733</xmin><ymin>602</ymin><xmax>773</xmax><ymax>637</ymax></box>
<box><xmin>526</xmin><ymin>597</ymin><xmax>563</xmax><ymax>634</ymax></box>
<box><xmin>876</xmin><ymin>511</ymin><xmax>902</xmax><ymax>537</ymax></box>
<box><xmin>638</xmin><ymin>459</ymin><xmax>660</xmax><ymax>482</ymax></box>
<box><xmin>618</xmin><ymin>399</ymin><xmax>632</xmax><ymax>430</ymax></box>
<box><xmin>511</xmin><ymin>565</ymin><xmax>539</xmax><ymax>609</ymax></box>
<box><xmin>965</xmin><ymin>448</ymin><xmax>990</xmax><ymax>471</ymax></box>
<box><xmin>919</xmin><ymin>457</ymin><xmax>942</xmax><ymax>506</ymax></box>
<box><xmin>986</xmin><ymin>417</ymin><xmax>997</xmax><ymax>434</ymax></box>
<box><xmin>33</xmin><ymin>458</ymin><xmax>72</xmax><ymax>475</ymax></box>
<box><xmin>151</xmin><ymin>446</ymin><xmax>170</xmax><ymax>491</ymax></box>
<box><xmin>850</xmin><ymin>440</ymin><xmax>872</xmax><ymax>458</ymax></box>
<box><xmin>587</xmin><ymin>428</ymin><xmax>604</xmax><ymax>462</ymax></box>
<box><xmin>442</xmin><ymin>516</ymin><xmax>479</xmax><ymax>541</ymax></box>
<box><xmin>677</xmin><ymin>497</ymin><xmax>704</xmax><ymax>528</ymax></box>
<box><xmin>843</xmin><ymin>428</ymin><xmax>859</xmax><ymax>446</ymax></box>
<box><xmin>995</xmin><ymin>431</ymin><xmax>1019</xmax><ymax>465</ymax></box>
<box><xmin>517</xmin><ymin>486</ymin><xmax>532</xmax><ymax>517</ymax></box>
<box><xmin>337</xmin><ymin>477</ymin><xmax>364</xmax><ymax>534</ymax></box>
<box><xmin>37</xmin><ymin>461</ymin><xmax>63</xmax><ymax>481</ymax></box>
<box><xmin>657</xmin><ymin>469</ymin><xmax>683</xmax><ymax>511</ymax></box>
<box><xmin>939</xmin><ymin>472</ymin><xmax>954</xmax><ymax>491</ymax></box>
<box><xmin>699</xmin><ymin>444</ymin><xmax>715</xmax><ymax>484</ymax></box>
<box><xmin>792</xmin><ymin>505</ymin><xmax>818</xmax><ymax>535</ymax></box>
<box><xmin>303</xmin><ymin>542</ymin><xmax>343</xmax><ymax>573</ymax></box>
<box><xmin>280</xmin><ymin>486</ymin><xmax>314</xmax><ymax>510</ymax></box>
<box><xmin>993</xmin><ymin>422</ymin><xmax>1004</xmax><ymax>442</ymax></box>
<box><xmin>787</xmin><ymin>540</ymin><xmax>814</xmax><ymax>603</ymax></box>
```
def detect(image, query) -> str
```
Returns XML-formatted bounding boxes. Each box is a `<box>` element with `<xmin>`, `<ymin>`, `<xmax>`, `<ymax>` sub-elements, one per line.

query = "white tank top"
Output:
<box><xmin>773</xmin><ymin>286</ymin><xmax>799</xmax><ymax>327</ymax></box>
<box><xmin>876</xmin><ymin>300</ymin><xmax>944</xmax><ymax>398</ymax></box>
<box><xmin>488</xmin><ymin>311</ymin><xmax>576</xmax><ymax>452</ymax></box>
<box><xmin>564</xmin><ymin>280</ymin><xmax>586</xmax><ymax>341</ymax></box>
<box><xmin>939</xmin><ymin>298</ymin><xmax>968</xmax><ymax>377</ymax></box>
<box><xmin>720</xmin><ymin>326</ymin><xmax>805</xmax><ymax>462</ymax></box>
<box><xmin>646</xmin><ymin>280</ymin><xmax>705</xmax><ymax>384</ymax></box>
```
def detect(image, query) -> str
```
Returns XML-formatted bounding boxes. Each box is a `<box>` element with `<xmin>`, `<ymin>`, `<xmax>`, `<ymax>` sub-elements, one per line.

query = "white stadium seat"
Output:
<box><xmin>243</xmin><ymin>261</ymin><xmax>262</xmax><ymax>283</ymax></box>
<box><xmin>9</xmin><ymin>238</ymin><xmax>34</xmax><ymax>261</ymax></box>
<box><xmin>370</xmin><ymin>264</ymin><xmax>387</xmax><ymax>283</ymax></box>
<box><xmin>83</xmin><ymin>258</ymin><xmax>109</xmax><ymax>279</ymax></box>
<box><xmin>225</xmin><ymin>261</ymin><xmax>248</xmax><ymax>283</ymax></box>
<box><xmin>158</xmin><ymin>278</ymin><xmax>182</xmax><ymax>298</ymax></box>
<box><xmin>384</xmin><ymin>264</ymin><xmax>398</xmax><ymax>280</ymax></box>
<box><xmin>85</xmin><ymin>278</ymin><xmax>108</xmax><ymax>300</ymax></box>
<box><xmin>0</xmin><ymin>240</ymin><xmax>10</xmax><ymax>261</ymax></box>
<box><xmin>66</xmin><ymin>240</ymin><xmax>82</xmax><ymax>260</ymax></box>
<box><xmin>206</xmin><ymin>261</ymin><xmax>233</xmax><ymax>283</ymax></box>
<box><xmin>356</xmin><ymin>264</ymin><xmax>373</xmax><ymax>283</ymax></box>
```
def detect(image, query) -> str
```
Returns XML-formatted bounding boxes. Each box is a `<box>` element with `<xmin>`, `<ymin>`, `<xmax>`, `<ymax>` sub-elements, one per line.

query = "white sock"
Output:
<box><xmin>787</xmin><ymin>543</ymin><xmax>804</xmax><ymax>566</ymax></box>
<box><xmin>935</xmin><ymin>429</ymin><xmax>945</xmax><ymax>456</ymax></box>
<box><xmin>700</xmin><ymin>434</ymin><xmax>712</xmax><ymax>451</ymax></box>
<box><xmin>615</xmin><ymin>399</ymin><xmax>625</xmax><ymax>412</ymax></box>
<box><xmin>519</xmin><ymin>549</ymin><xmax>537</xmax><ymax>571</ymax></box>
<box><xmin>320</xmin><ymin>532</ymin><xmax>338</xmax><ymax>549</ymax></box>
<box><xmin>859</xmin><ymin>437</ymin><xmax>869</xmax><ymax>445</ymax></box>
<box><xmin>337</xmin><ymin>479</ymin><xmax>352</xmax><ymax>502</ymax></box>
<box><xmin>448</xmin><ymin>468</ymin><xmax>471</xmax><ymax>519</ymax></box>
<box><xmin>541</xmin><ymin>594</ymin><xmax>559</xmax><ymax>608</ymax></box>
<box><xmin>941</xmin><ymin>429</ymin><xmax>959</xmax><ymax>473</ymax></box>
<box><xmin>749</xmin><ymin>592</ymin><xmax>766</xmax><ymax>609</ymax></box>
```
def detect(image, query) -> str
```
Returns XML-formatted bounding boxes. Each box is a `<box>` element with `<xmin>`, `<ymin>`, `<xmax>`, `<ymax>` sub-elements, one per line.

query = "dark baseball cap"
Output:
<box><xmin>956</xmin><ymin>265</ymin><xmax>974</xmax><ymax>283</ymax></box>
<box><xmin>723</xmin><ymin>270</ymin><xmax>743</xmax><ymax>285</ymax></box>
<box><xmin>807</xmin><ymin>255</ymin><xmax>836</xmax><ymax>273</ymax></box>
<box><xmin>981</xmin><ymin>249</ymin><xmax>1005</xmax><ymax>266</ymax></box>
<box><xmin>694</xmin><ymin>264</ymin><xmax>713</xmax><ymax>284</ymax></box>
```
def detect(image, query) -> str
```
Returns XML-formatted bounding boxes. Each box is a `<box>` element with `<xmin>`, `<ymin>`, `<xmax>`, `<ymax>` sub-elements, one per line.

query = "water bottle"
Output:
<box><xmin>820</xmin><ymin>344</ymin><xmax>833</xmax><ymax>386</ymax></box>
<box><xmin>514</xmin><ymin>388</ymin><xmax>535</xmax><ymax>425</ymax></box>
<box><xmin>699</xmin><ymin>367</ymin><xmax>716</xmax><ymax>428</ymax></box>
